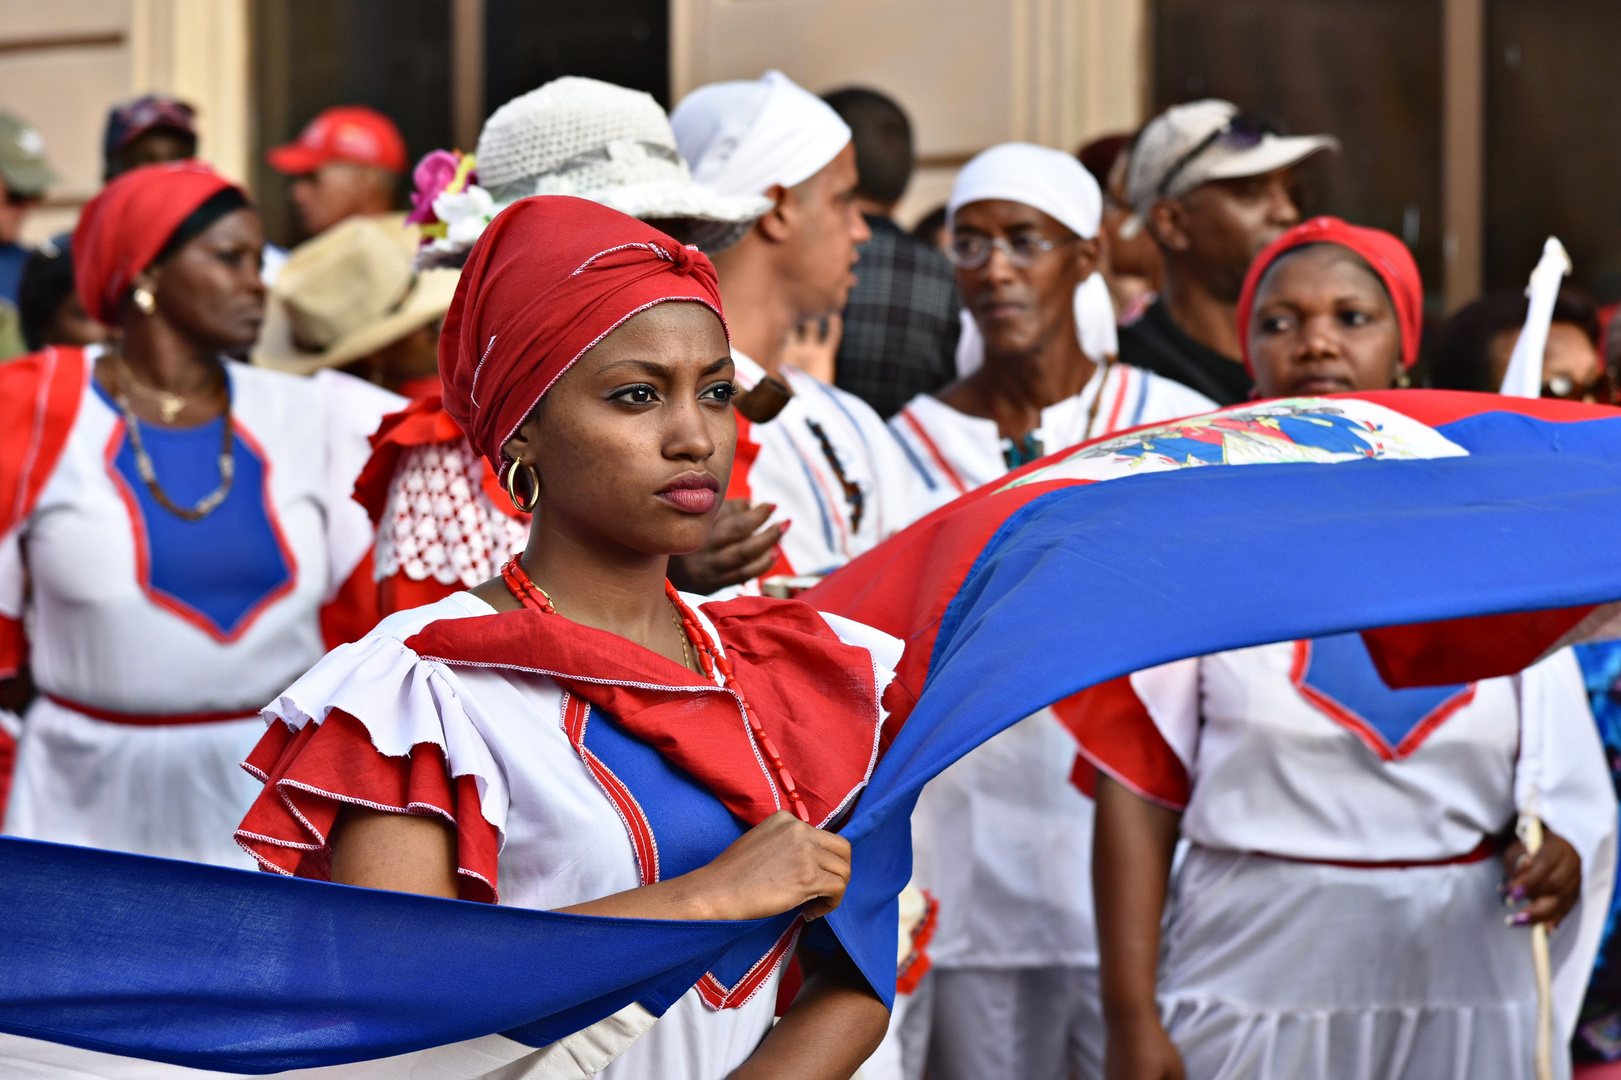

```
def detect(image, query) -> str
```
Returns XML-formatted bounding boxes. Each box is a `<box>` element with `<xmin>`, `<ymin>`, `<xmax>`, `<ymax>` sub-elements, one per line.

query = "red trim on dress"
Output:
<box><xmin>1253</xmin><ymin>834</ymin><xmax>1498</xmax><ymax>871</ymax></box>
<box><xmin>1050</xmin><ymin>676</ymin><xmax>1191</xmax><ymax>810</ymax></box>
<box><xmin>558</xmin><ymin>690</ymin><xmax>802</xmax><ymax>1010</ymax></box>
<box><xmin>1290</xmin><ymin>640</ymin><xmax>1476</xmax><ymax>761</ymax></box>
<box><xmin>235</xmin><ymin>710</ymin><xmax>500</xmax><ymax>903</ymax></box>
<box><xmin>101</xmin><ymin>418</ymin><xmax>301</xmax><ymax>645</ymax></box>
<box><xmin>1101</xmin><ymin>367</ymin><xmax>1131</xmax><ymax>434</ymax></box>
<box><xmin>44</xmin><ymin>692</ymin><xmax>258</xmax><ymax>725</ymax></box>
<box><xmin>696</xmin><ymin>919</ymin><xmax>802</xmax><ymax>1010</ymax></box>
<box><xmin>898</xmin><ymin>407</ymin><xmax>969</xmax><ymax>496</ymax></box>
<box><xmin>561</xmin><ymin>694</ymin><xmax>660</xmax><ymax>885</ymax></box>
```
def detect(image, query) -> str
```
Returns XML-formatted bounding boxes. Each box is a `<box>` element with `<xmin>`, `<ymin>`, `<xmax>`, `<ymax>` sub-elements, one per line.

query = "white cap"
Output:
<box><xmin>671</xmin><ymin>70</ymin><xmax>852</xmax><ymax>199</ymax></box>
<box><xmin>1126</xmin><ymin>99</ymin><xmax>1337</xmax><ymax>211</ymax></box>
<box><xmin>947</xmin><ymin>142</ymin><xmax>1101</xmax><ymax>239</ymax></box>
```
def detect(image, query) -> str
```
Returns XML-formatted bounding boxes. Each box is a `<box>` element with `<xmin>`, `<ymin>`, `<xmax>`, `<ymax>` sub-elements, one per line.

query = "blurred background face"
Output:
<box><xmin>1164</xmin><ymin>167</ymin><xmax>1301</xmax><ymax>302</ymax></box>
<box><xmin>0</xmin><ymin>178</ymin><xmax>36</xmax><ymax>244</ymax></box>
<box><xmin>344</xmin><ymin>320</ymin><xmax>442</xmax><ymax>393</ymax></box>
<box><xmin>1104</xmin><ymin>149</ymin><xmax>1162</xmax><ymax>288</ymax></box>
<box><xmin>1247</xmin><ymin>243</ymin><xmax>1402</xmax><ymax>397</ymax></box>
<box><xmin>44</xmin><ymin>291</ymin><xmax>106</xmax><ymax>348</ymax></box>
<box><xmin>109</xmin><ymin>129</ymin><xmax>196</xmax><ymax>178</ymax></box>
<box><xmin>953</xmin><ymin>198</ymin><xmax>1097</xmax><ymax>360</ymax></box>
<box><xmin>780</xmin><ymin>143</ymin><xmax>870</xmax><ymax>319</ymax></box>
<box><xmin>144</xmin><ymin>208</ymin><xmax>267</xmax><ymax>349</ymax></box>
<box><xmin>289</xmin><ymin>161</ymin><xmax>393</xmax><ymax>237</ymax></box>
<box><xmin>1489</xmin><ymin>322</ymin><xmax>1603</xmax><ymax>398</ymax></box>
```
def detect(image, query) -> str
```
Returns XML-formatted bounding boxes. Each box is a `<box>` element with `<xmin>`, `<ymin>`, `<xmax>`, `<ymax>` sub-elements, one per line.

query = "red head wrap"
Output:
<box><xmin>73</xmin><ymin>160</ymin><xmax>242</xmax><ymax>325</ymax></box>
<box><xmin>440</xmin><ymin>196</ymin><xmax>728</xmax><ymax>479</ymax></box>
<box><xmin>1236</xmin><ymin>215</ymin><xmax>1424</xmax><ymax>374</ymax></box>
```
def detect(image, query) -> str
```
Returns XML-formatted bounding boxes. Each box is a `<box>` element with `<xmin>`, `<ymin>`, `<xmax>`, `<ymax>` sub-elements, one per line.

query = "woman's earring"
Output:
<box><xmin>1395</xmin><ymin>362</ymin><xmax>1411</xmax><ymax>389</ymax></box>
<box><xmin>133</xmin><ymin>287</ymin><xmax>157</xmax><ymax>315</ymax></box>
<box><xmin>505</xmin><ymin>461</ymin><xmax>541</xmax><ymax>514</ymax></box>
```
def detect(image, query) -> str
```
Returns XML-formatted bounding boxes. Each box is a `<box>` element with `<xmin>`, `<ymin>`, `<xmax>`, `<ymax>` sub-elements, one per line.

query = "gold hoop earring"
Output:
<box><xmin>505</xmin><ymin>462</ymin><xmax>540</xmax><ymax>514</ymax></box>
<box><xmin>1395</xmin><ymin>363</ymin><xmax>1411</xmax><ymax>389</ymax></box>
<box><xmin>133</xmin><ymin>287</ymin><xmax>157</xmax><ymax>315</ymax></box>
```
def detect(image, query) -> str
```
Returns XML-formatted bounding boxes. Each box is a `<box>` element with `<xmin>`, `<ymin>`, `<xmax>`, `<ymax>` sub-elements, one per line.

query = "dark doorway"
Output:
<box><xmin>1153</xmin><ymin>0</ymin><xmax>1444</xmax><ymax>307</ymax></box>
<box><xmin>484</xmin><ymin>0</ymin><xmax>669</xmax><ymax>113</ymax></box>
<box><xmin>251</xmin><ymin>2</ymin><xmax>671</xmax><ymax>250</ymax></box>
<box><xmin>251</xmin><ymin>0</ymin><xmax>453</xmax><ymax>248</ymax></box>
<box><xmin>1486</xmin><ymin>0</ymin><xmax>1621</xmax><ymax>303</ymax></box>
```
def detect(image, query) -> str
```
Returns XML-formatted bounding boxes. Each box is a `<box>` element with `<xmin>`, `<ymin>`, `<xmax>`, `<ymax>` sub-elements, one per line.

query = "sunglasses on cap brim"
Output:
<box><xmin>1156</xmin><ymin>113</ymin><xmax>1276</xmax><ymax>199</ymax></box>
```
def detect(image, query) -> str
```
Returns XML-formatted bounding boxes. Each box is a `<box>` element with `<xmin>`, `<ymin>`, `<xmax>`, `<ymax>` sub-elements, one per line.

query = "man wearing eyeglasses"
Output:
<box><xmin>1117</xmin><ymin>100</ymin><xmax>1338</xmax><ymax>405</ymax></box>
<box><xmin>890</xmin><ymin>143</ymin><xmax>1213</xmax><ymax>1080</ymax></box>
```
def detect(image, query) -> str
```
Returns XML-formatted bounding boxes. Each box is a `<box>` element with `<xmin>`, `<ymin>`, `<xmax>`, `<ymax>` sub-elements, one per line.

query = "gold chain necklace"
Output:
<box><xmin>110</xmin><ymin>357</ymin><xmax>235</xmax><ymax>521</ymax></box>
<box><xmin>114</xmin><ymin>355</ymin><xmax>221</xmax><ymax>423</ymax></box>
<box><xmin>668</xmin><ymin>596</ymin><xmax>695</xmax><ymax>672</ymax></box>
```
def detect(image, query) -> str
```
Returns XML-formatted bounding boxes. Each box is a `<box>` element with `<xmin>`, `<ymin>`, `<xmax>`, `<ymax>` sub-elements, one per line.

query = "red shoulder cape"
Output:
<box><xmin>0</xmin><ymin>346</ymin><xmax>86</xmax><ymax>680</ymax></box>
<box><xmin>0</xmin><ymin>346</ymin><xmax>86</xmax><ymax>540</ymax></box>
<box><xmin>404</xmin><ymin>594</ymin><xmax>886</xmax><ymax>828</ymax></box>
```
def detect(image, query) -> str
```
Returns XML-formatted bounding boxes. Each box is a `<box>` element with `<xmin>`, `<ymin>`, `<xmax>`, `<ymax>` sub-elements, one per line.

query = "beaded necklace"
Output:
<box><xmin>108</xmin><ymin>354</ymin><xmax>235</xmax><ymax>522</ymax></box>
<box><xmin>499</xmin><ymin>554</ymin><xmax>812</xmax><ymax>822</ymax></box>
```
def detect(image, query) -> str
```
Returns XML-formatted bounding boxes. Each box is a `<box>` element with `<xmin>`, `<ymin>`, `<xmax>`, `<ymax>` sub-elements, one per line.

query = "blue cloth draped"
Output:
<box><xmin>3</xmin><ymin>404</ymin><xmax>1621</xmax><ymax>1071</ymax></box>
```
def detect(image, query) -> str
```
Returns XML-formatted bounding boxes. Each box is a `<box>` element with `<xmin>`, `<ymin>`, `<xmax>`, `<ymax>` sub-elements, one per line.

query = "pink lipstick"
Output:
<box><xmin>657</xmin><ymin>472</ymin><xmax>720</xmax><ymax>514</ymax></box>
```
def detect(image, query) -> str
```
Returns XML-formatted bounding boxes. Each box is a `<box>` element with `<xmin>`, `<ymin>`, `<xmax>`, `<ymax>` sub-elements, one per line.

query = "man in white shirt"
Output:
<box><xmin>897</xmin><ymin>143</ymin><xmax>1214</xmax><ymax>1080</ymax></box>
<box><xmin>669</xmin><ymin>71</ymin><xmax>932</xmax><ymax>596</ymax></box>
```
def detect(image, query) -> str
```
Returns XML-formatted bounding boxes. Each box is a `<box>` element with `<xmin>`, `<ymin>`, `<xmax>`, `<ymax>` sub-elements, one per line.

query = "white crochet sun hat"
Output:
<box><xmin>422</xmin><ymin>77</ymin><xmax>770</xmax><ymax>263</ymax></box>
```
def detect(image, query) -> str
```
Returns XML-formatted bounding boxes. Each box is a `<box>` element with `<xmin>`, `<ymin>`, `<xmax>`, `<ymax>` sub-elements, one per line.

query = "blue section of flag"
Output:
<box><xmin>101</xmin><ymin>385</ymin><xmax>293</xmax><ymax>639</ymax></box>
<box><xmin>1302</xmin><ymin>632</ymin><xmax>1470</xmax><ymax>751</ymax></box>
<box><xmin>0</xmin><ymin>837</ymin><xmax>763</xmax><ymax>1073</ymax></box>
<box><xmin>2</xmin><ymin>403</ymin><xmax>1621</xmax><ymax>1072</ymax></box>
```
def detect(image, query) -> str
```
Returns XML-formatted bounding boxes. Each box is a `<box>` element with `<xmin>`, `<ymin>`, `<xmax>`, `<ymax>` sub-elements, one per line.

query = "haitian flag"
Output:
<box><xmin>4</xmin><ymin>390</ymin><xmax>1621</xmax><ymax>1075</ymax></box>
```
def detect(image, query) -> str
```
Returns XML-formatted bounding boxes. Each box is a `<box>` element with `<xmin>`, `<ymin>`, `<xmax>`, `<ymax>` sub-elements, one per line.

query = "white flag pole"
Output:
<box><xmin>1500</xmin><ymin>237</ymin><xmax>1572</xmax><ymax>399</ymax></box>
<box><xmin>1503</xmin><ymin>238</ymin><xmax>1571</xmax><ymax>1080</ymax></box>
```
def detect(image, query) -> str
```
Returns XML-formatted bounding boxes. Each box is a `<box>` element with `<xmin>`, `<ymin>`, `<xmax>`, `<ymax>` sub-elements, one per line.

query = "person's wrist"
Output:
<box><xmin>1103</xmin><ymin>993</ymin><xmax>1163</xmax><ymax>1029</ymax></box>
<box><xmin>666</xmin><ymin>867</ymin><xmax>730</xmax><ymax>921</ymax></box>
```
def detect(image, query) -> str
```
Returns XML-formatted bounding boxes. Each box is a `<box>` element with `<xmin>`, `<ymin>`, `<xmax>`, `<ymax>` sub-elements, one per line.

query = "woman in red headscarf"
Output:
<box><xmin>0</xmin><ymin>162</ymin><xmax>397</xmax><ymax>865</ymax></box>
<box><xmin>1076</xmin><ymin>220</ymin><xmax>1613</xmax><ymax>1080</ymax></box>
<box><xmin>235</xmin><ymin>196</ymin><xmax>894</xmax><ymax>1079</ymax></box>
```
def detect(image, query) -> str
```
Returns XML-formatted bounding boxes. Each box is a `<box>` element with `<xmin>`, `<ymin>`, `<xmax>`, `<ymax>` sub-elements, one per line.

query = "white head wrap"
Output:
<box><xmin>670</xmin><ymin>70</ymin><xmax>853</xmax><ymax>199</ymax></box>
<box><xmin>946</xmin><ymin>142</ymin><xmax>1117</xmax><ymax>373</ymax></box>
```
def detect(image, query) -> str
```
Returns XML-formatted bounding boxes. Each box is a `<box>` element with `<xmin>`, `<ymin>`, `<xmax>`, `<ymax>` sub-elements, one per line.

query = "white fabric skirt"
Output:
<box><xmin>1160</xmin><ymin>845</ymin><xmax>1563</xmax><ymax>1080</ymax></box>
<box><xmin>2</xmin><ymin>696</ymin><xmax>264</xmax><ymax>868</ymax></box>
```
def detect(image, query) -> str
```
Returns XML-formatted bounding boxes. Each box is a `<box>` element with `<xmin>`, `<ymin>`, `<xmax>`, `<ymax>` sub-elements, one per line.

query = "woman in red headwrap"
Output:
<box><xmin>1074</xmin><ymin>220</ymin><xmax>1611</xmax><ymax>1080</ymax></box>
<box><xmin>0</xmin><ymin>161</ymin><xmax>398</xmax><ymax>865</ymax></box>
<box><xmin>235</xmin><ymin>196</ymin><xmax>894</xmax><ymax>1079</ymax></box>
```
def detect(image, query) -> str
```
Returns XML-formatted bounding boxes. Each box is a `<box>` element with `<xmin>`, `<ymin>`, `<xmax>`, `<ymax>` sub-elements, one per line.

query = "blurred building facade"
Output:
<box><xmin>1</xmin><ymin>0</ymin><xmax>1616</xmax><ymax>309</ymax></box>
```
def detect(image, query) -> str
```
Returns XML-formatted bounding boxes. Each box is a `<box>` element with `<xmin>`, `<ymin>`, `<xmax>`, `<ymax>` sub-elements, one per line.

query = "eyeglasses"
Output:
<box><xmin>947</xmin><ymin>232</ymin><xmax>1076</xmax><ymax>270</ymax></box>
<box><xmin>1156</xmin><ymin>112</ymin><xmax>1276</xmax><ymax>198</ymax></box>
<box><xmin>1544</xmin><ymin>370</ymin><xmax>1617</xmax><ymax>405</ymax></box>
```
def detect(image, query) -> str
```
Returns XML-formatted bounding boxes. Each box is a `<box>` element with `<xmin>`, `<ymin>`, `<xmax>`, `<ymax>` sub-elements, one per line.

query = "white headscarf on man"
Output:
<box><xmin>946</xmin><ymin>142</ymin><xmax>1116</xmax><ymax>376</ymax></box>
<box><xmin>671</xmin><ymin>70</ymin><xmax>852</xmax><ymax>199</ymax></box>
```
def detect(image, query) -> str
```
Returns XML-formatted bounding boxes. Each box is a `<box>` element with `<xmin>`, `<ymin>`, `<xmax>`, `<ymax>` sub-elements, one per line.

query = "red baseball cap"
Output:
<box><xmin>266</xmin><ymin>105</ymin><xmax>406</xmax><ymax>175</ymax></box>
